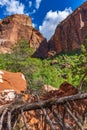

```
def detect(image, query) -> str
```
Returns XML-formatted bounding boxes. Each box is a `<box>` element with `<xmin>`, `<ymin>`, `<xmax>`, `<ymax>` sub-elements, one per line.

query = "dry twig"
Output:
<box><xmin>0</xmin><ymin>108</ymin><xmax>8</xmax><ymax>130</ymax></box>
<box><xmin>7</xmin><ymin>111</ymin><xmax>11</xmax><ymax>130</ymax></box>
<box><xmin>42</xmin><ymin>108</ymin><xmax>55</xmax><ymax>130</ymax></box>
<box><xmin>79</xmin><ymin>72</ymin><xmax>87</xmax><ymax>91</ymax></box>
<box><xmin>64</xmin><ymin>104</ymin><xmax>84</xmax><ymax>130</ymax></box>
<box><xmin>21</xmin><ymin>109</ymin><xmax>29</xmax><ymax>130</ymax></box>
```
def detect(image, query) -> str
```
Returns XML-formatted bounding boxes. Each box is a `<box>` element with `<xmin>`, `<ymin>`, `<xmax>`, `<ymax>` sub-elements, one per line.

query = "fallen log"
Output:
<box><xmin>13</xmin><ymin>93</ymin><xmax>87</xmax><ymax>112</ymax></box>
<box><xmin>0</xmin><ymin>92</ymin><xmax>87</xmax><ymax>114</ymax></box>
<box><xmin>0</xmin><ymin>80</ymin><xmax>87</xmax><ymax>130</ymax></box>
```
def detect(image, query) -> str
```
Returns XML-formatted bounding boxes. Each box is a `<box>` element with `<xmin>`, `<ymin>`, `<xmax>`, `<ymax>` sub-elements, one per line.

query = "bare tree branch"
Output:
<box><xmin>64</xmin><ymin>104</ymin><xmax>84</xmax><ymax>130</ymax></box>
<box><xmin>13</xmin><ymin>118</ymin><xmax>18</xmax><ymax>129</ymax></box>
<box><xmin>21</xmin><ymin>109</ymin><xmax>29</xmax><ymax>130</ymax></box>
<box><xmin>0</xmin><ymin>108</ymin><xmax>8</xmax><ymax>130</ymax></box>
<box><xmin>0</xmin><ymin>92</ymin><xmax>86</xmax><ymax>116</ymax></box>
<box><xmin>0</xmin><ymin>92</ymin><xmax>86</xmax><ymax>129</ymax></box>
<box><xmin>79</xmin><ymin>72</ymin><xmax>87</xmax><ymax>91</ymax></box>
<box><xmin>50</xmin><ymin>108</ymin><xmax>64</xmax><ymax>130</ymax></box>
<box><xmin>11</xmin><ymin>92</ymin><xmax>87</xmax><ymax>113</ymax></box>
<box><xmin>7</xmin><ymin>111</ymin><xmax>11</xmax><ymax>130</ymax></box>
<box><xmin>42</xmin><ymin>108</ymin><xmax>55</xmax><ymax>130</ymax></box>
<box><xmin>36</xmin><ymin>94</ymin><xmax>55</xmax><ymax>130</ymax></box>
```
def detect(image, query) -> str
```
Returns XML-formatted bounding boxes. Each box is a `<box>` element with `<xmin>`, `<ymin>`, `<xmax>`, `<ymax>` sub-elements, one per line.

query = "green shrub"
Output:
<box><xmin>0</xmin><ymin>38</ymin><xmax>87</xmax><ymax>92</ymax></box>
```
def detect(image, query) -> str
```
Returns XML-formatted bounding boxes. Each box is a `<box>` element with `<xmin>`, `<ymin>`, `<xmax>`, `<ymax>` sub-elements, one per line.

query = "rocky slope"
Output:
<box><xmin>0</xmin><ymin>14</ymin><xmax>46</xmax><ymax>54</ymax></box>
<box><xmin>47</xmin><ymin>2</ymin><xmax>87</xmax><ymax>56</ymax></box>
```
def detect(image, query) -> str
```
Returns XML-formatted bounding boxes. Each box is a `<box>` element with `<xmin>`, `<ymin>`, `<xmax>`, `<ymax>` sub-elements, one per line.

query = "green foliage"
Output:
<box><xmin>0</xmin><ymin>38</ymin><xmax>87</xmax><ymax>92</ymax></box>
<box><xmin>12</xmin><ymin>38</ymin><xmax>34</xmax><ymax>59</ymax></box>
<box><xmin>80</xmin><ymin>43</ymin><xmax>87</xmax><ymax>73</ymax></box>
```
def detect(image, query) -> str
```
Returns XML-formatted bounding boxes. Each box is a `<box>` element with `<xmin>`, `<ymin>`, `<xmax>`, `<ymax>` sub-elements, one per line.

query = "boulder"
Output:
<box><xmin>41</xmin><ymin>84</ymin><xmax>57</xmax><ymax>93</ymax></box>
<box><xmin>0</xmin><ymin>70</ymin><xmax>27</xmax><ymax>94</ymax></box>
<box><xmin>41</xmin><ymin>82</ymin><xmax>78</xmax><ymax>100</ymax></box>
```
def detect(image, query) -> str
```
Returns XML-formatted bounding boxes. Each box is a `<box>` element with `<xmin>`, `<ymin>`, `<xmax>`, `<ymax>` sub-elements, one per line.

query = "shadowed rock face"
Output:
<box><xmin>0</xmin><ymin>14</ymin><xmax>45</xmax><ymax>53</ymax></box>
<box><xmin>47</xmin><ymin>2</ymin><xmax>87</xmax><ymax>56</ymax></box>
<box><xmin>32</xmin><ymin>38</ymin><xmax>48</xmax><ymax>58</ymax></box>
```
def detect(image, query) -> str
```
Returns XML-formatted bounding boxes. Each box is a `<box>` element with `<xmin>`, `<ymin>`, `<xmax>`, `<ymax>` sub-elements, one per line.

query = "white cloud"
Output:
<box><xmin>0</xmin><ymin>0</ymin><xmax>8</xmax><ymax>6</ymax></box>
<box><xmin>36</xmin><ymin>0</ymin><xmax>42</xmax><ymax>9</ymax></box>
<box><xmin>39</xmin><ymin>8</ymin><xmax>73</xmax><ymax>40</ymax></box>
<box><xmin>0</xmin><ymin>0</ymin><xmax>25</xmax><ymax>15</ymax></box>
<box><xmin>29</xmin><ymin>9</ymin><xmax>36</xmax><ymax>15</ymax></box>
<box><xmin>29</xmin><ymin>1</ymin><xmax>32</xmax><ymax>8</ymax></box>
<box><xmin>32</xmin><ymin>23</ymin><xmax>37</xmax><ymax>28</ymax></box>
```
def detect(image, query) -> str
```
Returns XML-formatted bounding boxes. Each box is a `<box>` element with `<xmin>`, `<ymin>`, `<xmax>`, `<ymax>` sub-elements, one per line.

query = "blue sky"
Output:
<box><xmin>0</xmin><ymin>0</ymin><xmax>86</xmax><ymax>40</ymax></box>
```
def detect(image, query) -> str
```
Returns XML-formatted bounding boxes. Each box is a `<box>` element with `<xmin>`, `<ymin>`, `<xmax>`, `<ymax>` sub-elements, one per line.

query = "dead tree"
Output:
<box><xmin>0</xmin><ymin>92</ymin><xmax>87</xmax><ymax>130</ymax></box>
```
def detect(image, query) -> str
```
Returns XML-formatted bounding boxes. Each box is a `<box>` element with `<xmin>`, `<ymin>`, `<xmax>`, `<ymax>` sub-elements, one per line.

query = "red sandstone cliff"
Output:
<box><xmin>0</xmin><ymin>14</ymin><xmax>46</xmax><ymax>54</ymax></box>
<box><xmin>0</xmin><ymin>2</ymin><xmax>87</xmax><ymax>58</ymax></box>
<box><xmin>47</xmin><ymin>2</ymin><xmax>87</xmax><ymax>56</ymax></box>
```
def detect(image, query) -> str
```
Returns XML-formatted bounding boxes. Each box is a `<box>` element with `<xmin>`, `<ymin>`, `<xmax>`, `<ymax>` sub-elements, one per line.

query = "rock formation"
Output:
<box><xmin>0</xmin><ymin>70</ymin><xmax>26</xmax><ymax>94</ymax></box>
<box><xmin>32</xmin><ymin>39</ymin><xmax>48</xmax><ymax>58</ymax></box>
<box><xmin>0</xmin><ymin>2</ymin><xmax>87</xmax><ymax>58</ymax></box>
<box><xmin>41</xmin><ymin>84</ymin><xmax>57</xmax><ymax>94</ymax></box>
<box><xmin>47</xmin><ymin>2</ymin><xmax>87</xmax><ymax>56</ymax></box>
<box><xmin>0</xmin><ymin>14</ymin><xmax>46</xmax><ymax>53</ymax></box>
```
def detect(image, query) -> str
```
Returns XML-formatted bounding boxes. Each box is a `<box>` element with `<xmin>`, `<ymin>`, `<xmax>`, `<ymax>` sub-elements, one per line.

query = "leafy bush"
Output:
<box><xmin>0</xmin><ymin>38</ymin><xmax>87</xmax><ymax>92</ymax></box>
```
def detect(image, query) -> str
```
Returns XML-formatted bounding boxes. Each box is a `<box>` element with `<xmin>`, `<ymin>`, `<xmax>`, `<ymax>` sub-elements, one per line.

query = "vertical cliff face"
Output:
<box><xmin>0</xmin><ymin>14</ymin><xmax>46</xmax><ymax>53</ymax></box>
<box><xmin>47</xmin><ymin>2</ymin><xmax>87</xmax><ymax>56</ymax></box>
<box><xmin>0</xmin><ymin>2</ymin><xmax>87</xmax><ymax>58</ymax></box>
